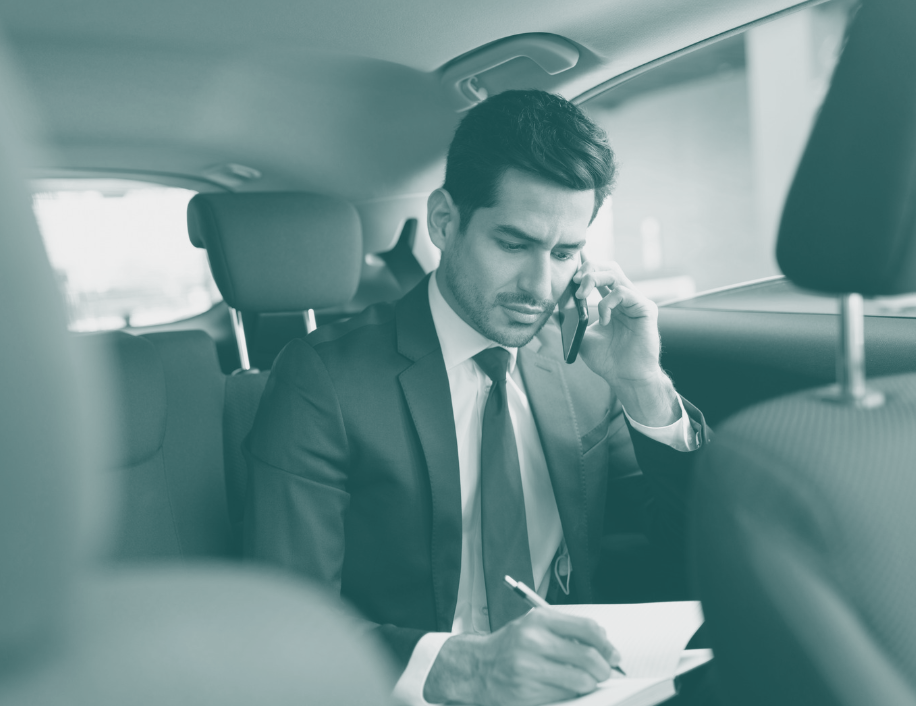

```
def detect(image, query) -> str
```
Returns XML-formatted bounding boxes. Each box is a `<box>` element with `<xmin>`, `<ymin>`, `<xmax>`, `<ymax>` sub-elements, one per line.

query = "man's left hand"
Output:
<box><xmin>573</xmin><ymin>258</ymin><xmax>681</xmax><ymax>427</ymax></box>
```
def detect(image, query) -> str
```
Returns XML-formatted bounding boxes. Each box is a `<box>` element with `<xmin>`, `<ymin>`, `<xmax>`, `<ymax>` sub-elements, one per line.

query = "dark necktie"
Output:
<box><xmin>474</xmin><ymin>347</ymin><xmax>535</xmax><ymax>632</ymax></box>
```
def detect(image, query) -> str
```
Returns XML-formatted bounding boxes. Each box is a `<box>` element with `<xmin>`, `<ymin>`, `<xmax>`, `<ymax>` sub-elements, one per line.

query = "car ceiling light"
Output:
<box><xmin>440</xmin><ymin>33</ymin><xmax>580</xmax><ymax>112</ymax></box>
<box><xmin>202</xmin><ymin>163</ymin><xmax>263</xmax><ymax>190</ymax></box>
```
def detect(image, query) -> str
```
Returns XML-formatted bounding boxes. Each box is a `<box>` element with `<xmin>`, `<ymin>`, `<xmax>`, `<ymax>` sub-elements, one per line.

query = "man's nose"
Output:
<box><xmin>517</xmin><ymin>253</ymin><xmax>553</xmax><ymax>303</ymax></box>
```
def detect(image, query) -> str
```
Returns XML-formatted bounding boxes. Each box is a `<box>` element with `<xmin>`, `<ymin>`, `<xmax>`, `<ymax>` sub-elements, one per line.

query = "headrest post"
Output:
<box><xmin>838</xmin><ymin>293</ymin><xmax>865</xmax><ymax>398</ymax></box>
<box><xmin>304</xmin><ymin>309</ymin><xmax>317</xmax><ymax>334</ymax></box>
<box><xmin>818</xmin><ymin>293</ymin><xmax>885</xmax><ymax>409</ymax></box>
<box><xmin>229</xmin><ymin>307</ymin><xmax>252</xmax><ymax>372</ymax></box>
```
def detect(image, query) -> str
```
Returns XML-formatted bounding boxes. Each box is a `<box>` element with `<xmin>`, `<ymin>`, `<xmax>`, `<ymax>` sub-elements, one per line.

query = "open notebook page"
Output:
<box><xmin>553</xmin><ymin>602</ymin><xmax>705</xmax><ymax>678</ymax></box>
<box><xmin>540</xmin><ymin>649</ymin><xmax>714</xmax><ymax>706</ymax></box>
<box><xmin>676</xmin><ymin>649</ymin><xmax>714</xmax><ymax>676</ymax></box>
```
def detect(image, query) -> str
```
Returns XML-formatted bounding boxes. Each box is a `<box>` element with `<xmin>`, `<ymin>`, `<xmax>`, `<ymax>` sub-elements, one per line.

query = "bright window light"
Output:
<box><xmin>32</xmin><ymin>178</ymin><xmax>222</xmax><ymax>331</ymax></box>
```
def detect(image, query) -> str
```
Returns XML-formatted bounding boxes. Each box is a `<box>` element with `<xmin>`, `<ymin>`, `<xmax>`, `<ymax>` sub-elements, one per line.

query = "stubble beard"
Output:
<box><xmin>440</xmin><ymin>251</ymin><xmax>554</xmax><ymax>349</ymax></box>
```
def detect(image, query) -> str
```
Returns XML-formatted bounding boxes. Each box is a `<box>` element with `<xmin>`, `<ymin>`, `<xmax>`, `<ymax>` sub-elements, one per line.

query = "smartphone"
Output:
<box><xmin>557</xmin><ymin>278</ymin><xmax>588</xmax><ymax>364</ymax></box>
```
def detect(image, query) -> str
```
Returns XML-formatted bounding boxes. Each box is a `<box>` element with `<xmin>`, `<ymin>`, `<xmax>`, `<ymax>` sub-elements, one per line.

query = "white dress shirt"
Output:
<box><xmin>392</xmin><ymin>273</ymin><xmax>700</xmax><ymax>705</ymax></box>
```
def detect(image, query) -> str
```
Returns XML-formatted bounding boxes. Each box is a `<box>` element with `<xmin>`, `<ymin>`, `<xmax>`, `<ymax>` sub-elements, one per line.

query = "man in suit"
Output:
<box><xmin>243</xmin><ymin>89</ymin><xmax>708</xmax><ymax>706</ymax></box>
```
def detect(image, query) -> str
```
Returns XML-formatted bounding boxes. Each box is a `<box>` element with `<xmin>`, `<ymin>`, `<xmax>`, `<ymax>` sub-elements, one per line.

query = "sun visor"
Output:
<box><xmin>776</xmin><ymin>0</ymin><xmax>916</xmax><ymax>296</ymax></box>
<box><xmin>187</xmin><ymin>192</ymin><xmax>362</xmax><ymax>312</ymax></box>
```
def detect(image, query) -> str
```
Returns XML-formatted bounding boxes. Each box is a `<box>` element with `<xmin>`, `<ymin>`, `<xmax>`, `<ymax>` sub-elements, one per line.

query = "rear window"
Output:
<box><xmin>580</xmin><ymin>0</ymin><xmax>853</xmax><ymax>302</ymax></box>
<box><xmin>32</xmin><ymin>179</ymin><xmax>222</xmax><ymax>331</ymax></box>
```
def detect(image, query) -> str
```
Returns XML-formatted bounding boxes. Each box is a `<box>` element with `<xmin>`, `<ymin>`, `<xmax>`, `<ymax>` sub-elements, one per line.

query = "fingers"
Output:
<box><xmin>477</xmin><ymin>614</ymin><xmax>619</xmax><ymax>706</ymax></box>
<box><xmin>538</xmin><ymin>631</ymin><xmax>613</xmax><ymax>682</ymax></box>
<box><xmin>572</xmin><ymin>260</ymin><xmax>634</xmax><ymax>300</ymax></box>
<box><xmin>596</xmin><ymin>284</ymin><xmax>657</xmax><ymax>325</ymax></box>
<box><xmin>535</xmin><ymin>659</ymin><xmax>602</xmax><ymax>696</ymax></box>
<box><xmin>528</xmin><ymin>610</ymin><xmax>621</xmax><ymax>667</ymax></box>
<box><xmin>571</xmin><ymin>258</ymin><xmax>656</xmax><ymax>325</ymax></box>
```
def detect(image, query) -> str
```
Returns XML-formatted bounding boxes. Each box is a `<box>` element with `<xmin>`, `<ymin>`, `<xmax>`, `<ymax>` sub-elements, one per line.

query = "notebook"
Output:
<box><xmin>543</xmin><ymin>601</ymin><xmax>713</xmax><ymax>706</ymax></box>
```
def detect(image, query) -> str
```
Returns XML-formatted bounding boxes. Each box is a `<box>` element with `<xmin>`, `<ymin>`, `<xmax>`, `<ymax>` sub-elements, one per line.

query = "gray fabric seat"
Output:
<box><xmin>0</xmin><ymin>27</ymin><xmax>395</xmax><ymax>705</ymax></box>
<box><xmin>85</xmin><ymin>189</ymin><xmax>369</xmax><ymax>560</ymax></box>
<box><xmin>694</xmin><ymin>377</ymin><xmax>916</xmax><ymax>705</ymax></box>
<box><xmin>223</xmin><ymin>371</ymin><xmax>270</xmax><ymax>547</ymax></box>
<box><xmin>187</xmin><ymin>191</ymin><xmax>364</xmax><ymax>546</ymax></box>
<box><xmin>691</xmin><ymin>1</ymin><xmax>916</xmax><ymax>704</ymax></box>
<box><xmin>77</xmin><ymin>330</ymin><xmax>234</xmax><ymax>560</ymax></box>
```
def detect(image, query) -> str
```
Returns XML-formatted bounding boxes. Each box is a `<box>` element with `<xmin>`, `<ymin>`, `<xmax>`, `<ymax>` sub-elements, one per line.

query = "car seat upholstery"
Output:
<box><xmin>691</xmin><ymin>1</ymin><xmax>916</xmax><ymax>704</ymax></box>
<box><xmin>223</xmin><ymin>370</ymin><xmax>270</xmax><ymax>548</ymax></box>
<box><xmin>76</xmin><ymin>330</ymin><xmax>234</xmax><ymax>560</ymax></box>
<box><xmin>0</xmin><ymin>48</ymin><xmax>81</xmax><ymax>677</ymax></box>
<box><xmin>0</xmin><ymin>32</ymin><xmax>395</xmax><ymax>706</ymax></box>
<box><xmin>187</xmin><ymin>191</ymin><xmax>364</xmax><ymax>546</ymax></box>
<box><xmin>187</xmin><ymin>192</ymin><xmax>362</xmax><ymax>314</ymax></box>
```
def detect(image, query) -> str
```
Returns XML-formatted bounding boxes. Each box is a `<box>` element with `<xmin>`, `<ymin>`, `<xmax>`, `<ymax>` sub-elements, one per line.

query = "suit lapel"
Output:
<box><xmin>395</xmin><ymin>277</ymin><xmax>463</xmax><ymax>631</ymax></box>
<box><xmin>518</xmin><ymin>345</ymin><xmax>593</xmax><ymax>602</ymax></box>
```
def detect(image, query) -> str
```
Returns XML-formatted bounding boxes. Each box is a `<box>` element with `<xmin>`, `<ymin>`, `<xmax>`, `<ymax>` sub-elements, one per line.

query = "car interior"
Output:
<box><xmin>693</xmin><ymin>1</ymin><xmax>916</xmax><ymax>704</ymax></box>
<box><xmin>2</xmin><ymin>0</ymin><xmax>915</xmax><ymax>702</ymax></box>
<box><xmin>0</xmin><ymin>46</ymin><xmax>396</xmax><ymax>706</ymax></box>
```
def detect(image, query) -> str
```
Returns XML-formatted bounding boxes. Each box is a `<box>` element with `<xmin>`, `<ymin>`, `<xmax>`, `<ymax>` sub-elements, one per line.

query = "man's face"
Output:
<box><xmin>434</xmin><ymin>169</ymin><xmax>594</xmax><ymax>348</ymax></box>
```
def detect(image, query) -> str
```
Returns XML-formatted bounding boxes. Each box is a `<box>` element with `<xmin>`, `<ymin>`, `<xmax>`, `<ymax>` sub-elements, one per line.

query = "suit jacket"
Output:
<box><xmin>243</xmin><ymin>275</ymin><xmax>709</xmax><ymax>671</ymax></box>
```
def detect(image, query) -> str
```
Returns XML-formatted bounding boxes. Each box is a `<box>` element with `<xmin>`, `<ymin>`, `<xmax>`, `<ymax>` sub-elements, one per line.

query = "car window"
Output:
<box><xmin>580</xmin><ymin>0</ymin><xmax>854</xmax><ymax>303</ymax></box>
<box><xmin>32</xmin><ymin>178</ymin><xmax>222</xmax><ymax>331</ymax></box>
<box><xmin>666</xmin><ymin>277</ymin><xmax>916</xmax><ymax>319</ymax></box>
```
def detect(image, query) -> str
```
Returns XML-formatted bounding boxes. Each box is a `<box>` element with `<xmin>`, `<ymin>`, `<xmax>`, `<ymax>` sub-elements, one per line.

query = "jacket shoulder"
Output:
<box><xmin>271</xmin><ymin>300</ymin><xmax>406</xmax><ymax>387</ymax></box>
<box><xmin>306</xmin><ymin>300</ymin><xmax>398</xmax><ymax>348</ymax></box>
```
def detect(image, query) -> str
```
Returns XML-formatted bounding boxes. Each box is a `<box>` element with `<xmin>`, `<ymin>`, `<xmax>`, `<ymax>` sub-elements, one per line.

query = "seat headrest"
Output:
<box><xmin>776</xmin><ymin>0</ymin><xmax>916</xmax><ymax>296</ymax></box>
<box><xmin>75</xmin><ymin>332</ymin><xmax>167</xmax><ymax>468</ymax></box>
<box><xmin>187</xmin><ymin>192</ymin><xmax>362</xmax><ymax>312</ymax></box>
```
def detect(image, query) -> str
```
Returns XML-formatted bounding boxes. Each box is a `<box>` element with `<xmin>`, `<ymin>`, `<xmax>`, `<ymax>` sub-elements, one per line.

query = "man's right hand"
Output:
<box><xmin>423</xmin><ymin>609</ymin><xmax>621</xmax><ymax>706</ymax></box>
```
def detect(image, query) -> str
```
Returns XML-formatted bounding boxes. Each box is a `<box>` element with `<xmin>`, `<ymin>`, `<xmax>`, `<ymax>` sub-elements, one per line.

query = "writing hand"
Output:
<box><xmin>424</xmin><ymin>609</ymin><xmax>621</xmax><ymax>706</ymax></box>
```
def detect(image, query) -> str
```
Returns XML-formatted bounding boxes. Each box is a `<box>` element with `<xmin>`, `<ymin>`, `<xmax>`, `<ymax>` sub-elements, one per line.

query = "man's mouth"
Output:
<box><xmin>500</xmin><ymin>303</ymin><xmax>548</xmax><ymax>324</ymax></box>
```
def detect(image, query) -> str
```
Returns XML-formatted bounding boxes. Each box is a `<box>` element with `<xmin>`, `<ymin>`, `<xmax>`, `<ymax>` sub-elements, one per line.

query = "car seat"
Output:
<box><xmin>691</xmin><ymin>1</ymin><xmax>916</xmax><ymax>704</ymax></box>
<box><xmin>0</xmin><ymin>32</ymin><xmax>395</xmax><ymax>706</ymax></box>
<box><xmin>187</xmin><ymin>191</ymin><xmax>363</xmax><ymax>547</ymax></box>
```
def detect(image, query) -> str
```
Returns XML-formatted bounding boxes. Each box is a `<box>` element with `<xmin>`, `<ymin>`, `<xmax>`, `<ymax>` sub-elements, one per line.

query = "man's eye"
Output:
<box><xmin>499</xmin><ymin>241</ymin><xmax>525</xmax><ymax>252</ymax></box>
<box><xmin>553</xmin><ymin>251</ymin><xmax>574</xmax><ymax>261</ymax></box>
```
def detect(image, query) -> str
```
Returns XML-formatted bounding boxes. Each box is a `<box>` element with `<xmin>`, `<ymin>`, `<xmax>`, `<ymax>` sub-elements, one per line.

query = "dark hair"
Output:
<box><xmin>443</xmin><ymin>89</ymin><xmax>616</xmax><ymax>230</ymax></box>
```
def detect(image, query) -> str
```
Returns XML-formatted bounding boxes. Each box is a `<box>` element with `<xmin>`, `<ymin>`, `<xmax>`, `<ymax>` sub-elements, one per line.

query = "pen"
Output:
<box><xmin>503</xmin><ymin>575</ymin><xmax>627</xmax><ymax>676</ymax></box>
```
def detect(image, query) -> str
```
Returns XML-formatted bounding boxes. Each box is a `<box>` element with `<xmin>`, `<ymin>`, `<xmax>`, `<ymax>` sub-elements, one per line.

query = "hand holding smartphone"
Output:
<box><xmin>557</xmin><ymin>278</ymin><xmax>588</xmax><ymax>364</ymax></box>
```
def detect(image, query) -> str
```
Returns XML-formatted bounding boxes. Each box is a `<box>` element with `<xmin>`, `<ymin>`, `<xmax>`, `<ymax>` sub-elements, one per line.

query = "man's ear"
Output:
<box><xmin>427</xmin><ymin>188</ymin><xmax>459</xmax><ymax>251</ymax></box>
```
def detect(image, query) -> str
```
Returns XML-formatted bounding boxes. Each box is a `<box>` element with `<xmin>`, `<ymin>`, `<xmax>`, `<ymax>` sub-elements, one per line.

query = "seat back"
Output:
<box><xmin>692</xmin><ymin>1</ymin><xmax>916</xmax><ymax>704</ymax></box>
<box><xmin>187</xmin><ymin>192</ymin><xmax>364</xmax><ymax>541</ymax></box>
<box><xmin>81</xmin><ymin>330</ymin><xmax>233</xmax><ymax>560</ymax></box>
<box><xmin>143</xmin><ymin>331</ymin><xmax>233</xmax><ymax>557</ymax></box>
<box><xmin>224</xmin><ymin>371</ymin><xmax>270</xmax><ymax>548</ymax></box>
<box><xmin>0</xmin><ymin>30</ymin><xmax>397</xmax><ymax>705</ymax></box>
<box><xmin>693</xmin><ymin>379</ymin><xmax>916</xmax><ymax>706</ymax></box>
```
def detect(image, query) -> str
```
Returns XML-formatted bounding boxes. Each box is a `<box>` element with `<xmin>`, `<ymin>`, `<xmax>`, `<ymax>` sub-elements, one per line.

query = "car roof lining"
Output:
<box><xmin>2</xmin><ymin>0</ymin><xmax>817</xmax><ymax>253</ymax></box>
<box><xmin>0</xmin><ymin>0</ymin><xmax>814</xmax><ymax>74</ymax></box>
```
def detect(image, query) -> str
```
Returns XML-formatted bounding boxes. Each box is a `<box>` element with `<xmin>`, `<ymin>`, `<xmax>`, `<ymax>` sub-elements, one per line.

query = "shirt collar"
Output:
<box><xmin>428</xmin><ymin>271</ymin><xmax>518</xmax><ymax>374</ymax></box>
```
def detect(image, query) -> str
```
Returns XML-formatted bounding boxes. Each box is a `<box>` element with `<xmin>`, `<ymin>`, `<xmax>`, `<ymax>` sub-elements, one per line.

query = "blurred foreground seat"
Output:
<box><xmin>0</xmin><ymin>33</ymin><xmax>394</xmax><ymax>706</ymax></box>
<box><xmin>692</xmin><ymin>1</ymin><xmax>916</xmax><ymax>704</ymax></box>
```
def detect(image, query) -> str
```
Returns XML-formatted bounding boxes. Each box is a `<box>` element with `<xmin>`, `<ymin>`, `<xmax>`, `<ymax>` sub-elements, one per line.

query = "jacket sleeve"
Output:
<box><xmin>604</xmin><ymin>395</ymin><xmax>711</xmax><ymax>563</ymax></box>
<box><xmin>242</xmin><ymin>337</ymin><xmax>427</xmax><ymax>672</ymax></box>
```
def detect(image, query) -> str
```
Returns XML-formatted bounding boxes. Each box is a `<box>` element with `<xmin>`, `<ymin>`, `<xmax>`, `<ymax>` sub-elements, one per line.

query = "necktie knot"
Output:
<box><xmin>473</xmin><ymin>347</ymin><xmax>510</xmax><ymax>384</ymax></box>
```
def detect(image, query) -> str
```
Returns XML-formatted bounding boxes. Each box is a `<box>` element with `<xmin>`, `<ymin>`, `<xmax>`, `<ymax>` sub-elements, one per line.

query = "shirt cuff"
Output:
<box><xmin>623</xmin><ymin>394</ymin><xmax>701</xmax><ymax>452</ymax></box>
<box><xmin>392</xmin><ymin>632</ymin><xmax>453</xmax><ymax>706</ymax></box>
